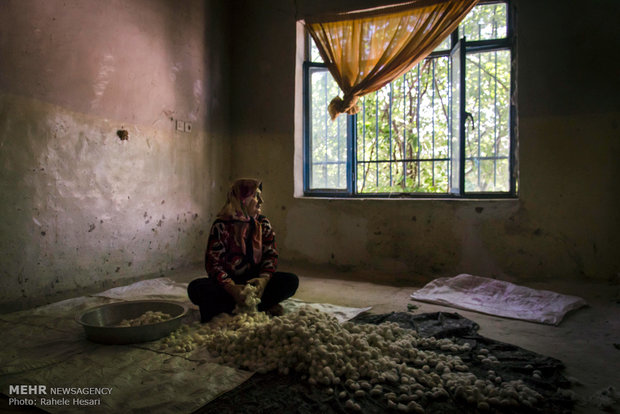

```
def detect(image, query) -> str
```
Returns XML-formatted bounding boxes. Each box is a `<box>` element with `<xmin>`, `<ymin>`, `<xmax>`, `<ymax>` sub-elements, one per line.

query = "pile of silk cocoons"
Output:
<box><xmin>160</xmin><ymin>283</ymin><xmax>269</xmax><ymax>353</ymax></box>
<box><xmin>160</xmin><ymin>289</ymin><xmax>543</xmax><ymax>412</ymax></box>
<box><xmin>116</xmin><ymin>310</ymin><xmax>172</xmax><ymax>327</ymax></box>
<box><xmin>233</xmin><ymin>283</ymin><xmax>262</xmax><ymax>314</ymax></box>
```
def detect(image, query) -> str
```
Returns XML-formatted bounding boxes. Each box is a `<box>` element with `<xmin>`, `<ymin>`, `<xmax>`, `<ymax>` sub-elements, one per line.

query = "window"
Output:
<box><xmin>303</xmin><ymin>1</ymin><xmax>515</xmax><ymax>198</ymax></box>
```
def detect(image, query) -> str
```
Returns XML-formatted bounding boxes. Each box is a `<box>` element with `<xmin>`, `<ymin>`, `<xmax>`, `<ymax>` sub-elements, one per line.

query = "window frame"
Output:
<box><xmin>303</xmin><ymin>60</ymin><xmax>355</xmax><ymax>196</ymax></box>
<box><xmin>302</xmin><ymin>0</ymin><xmax>516</xmax><ymax>199</ymax></box>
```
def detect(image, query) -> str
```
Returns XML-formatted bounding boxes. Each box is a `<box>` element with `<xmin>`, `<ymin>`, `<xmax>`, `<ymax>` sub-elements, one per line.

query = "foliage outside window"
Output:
<box><xmin>303</xmin><ymin>1</ymin><xmax>516</xmax><ymax>198</ymax></box>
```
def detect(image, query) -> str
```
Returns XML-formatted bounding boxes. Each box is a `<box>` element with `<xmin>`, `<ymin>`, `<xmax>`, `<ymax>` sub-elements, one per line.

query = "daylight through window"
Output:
<box><xmin>303</xmin><ymin>1</ymin><xmax>516</xmax><ymax>198</ymax></box>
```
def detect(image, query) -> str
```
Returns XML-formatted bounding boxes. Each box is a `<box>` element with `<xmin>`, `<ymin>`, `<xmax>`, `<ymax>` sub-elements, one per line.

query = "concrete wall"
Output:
<box><xmin>229</xmin><ymin>0</ymin><xmax>620</xmax><ymax>283</ymax></box>
<box><xmin>1</xmin><ymin>0</ymin><xmax>617</xmax><ymax>311</ymax></box>
<box><xmin>0</xmin><ymin>0</ymin><xmax>231</xmax><ymax>309</ymax></box>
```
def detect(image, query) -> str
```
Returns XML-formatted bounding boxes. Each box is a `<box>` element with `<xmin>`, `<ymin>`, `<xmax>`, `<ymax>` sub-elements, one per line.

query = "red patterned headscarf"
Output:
<box><xmin>217</xmin><ymin>179</ymin><xmax>263</xmax><ymax>264</ymax></box>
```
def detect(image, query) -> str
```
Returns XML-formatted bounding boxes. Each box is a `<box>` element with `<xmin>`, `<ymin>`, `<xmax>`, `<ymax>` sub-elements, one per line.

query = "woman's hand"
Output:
<box><xmin>247</xmin><ymin>276</ymin><xmax>269</xmax><ymax>298</ymax></box>
<box><xmin>222</xmin><ymin>280</ymin><xmax>246</xmax><ymax>305</ymax></box>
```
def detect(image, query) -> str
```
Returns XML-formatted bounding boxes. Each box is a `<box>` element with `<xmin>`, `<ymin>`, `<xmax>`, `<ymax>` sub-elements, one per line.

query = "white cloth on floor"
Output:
<box><xmin>1</xmin><ymin>277</ymin><xmax>371</xmax><ymax>413</ymax></box>
<box><xmin>410</xmin><ymin>274</ymin><xmax>587</xmax><ymax>325</ymax></box>
<box><xmin>92</xmin><ymin>277</ymin><xmax>189</xmax><ymax>302</ymax></box>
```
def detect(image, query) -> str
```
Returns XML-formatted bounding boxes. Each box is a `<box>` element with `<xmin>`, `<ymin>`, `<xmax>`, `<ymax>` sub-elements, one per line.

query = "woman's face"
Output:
<box><xmin>245</xmin><ymin>189</ymin><xmax>263</xmax><ymax>217</ymax></box>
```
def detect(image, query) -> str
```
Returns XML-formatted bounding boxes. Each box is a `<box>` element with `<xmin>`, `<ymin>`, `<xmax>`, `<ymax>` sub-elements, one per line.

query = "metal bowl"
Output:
<box><xmin>76</xmin><ymin>300</ymin><xmax>187</xmax><ymax>345</ymax></box>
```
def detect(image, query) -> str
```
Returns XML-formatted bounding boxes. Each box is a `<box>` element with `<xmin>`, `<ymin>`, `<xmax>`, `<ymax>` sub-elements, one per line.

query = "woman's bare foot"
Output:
<box><xmin>266</xmin><ymin>303</ymin><xmax>283</xmax><ymax>316</ymax></box>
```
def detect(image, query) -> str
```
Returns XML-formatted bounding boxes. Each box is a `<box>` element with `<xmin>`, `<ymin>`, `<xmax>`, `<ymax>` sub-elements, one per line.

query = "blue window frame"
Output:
<box><xmin>303</xmin><ymin>1</ymin><xmax>516</xmax><ymax>198</ymax></box>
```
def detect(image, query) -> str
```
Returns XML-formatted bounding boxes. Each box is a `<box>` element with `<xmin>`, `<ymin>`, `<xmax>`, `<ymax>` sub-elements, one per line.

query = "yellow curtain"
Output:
<box><xmin>305</xmin><ymin>0</ymin><xmax>478</xmax><ymax>120</ymax></box>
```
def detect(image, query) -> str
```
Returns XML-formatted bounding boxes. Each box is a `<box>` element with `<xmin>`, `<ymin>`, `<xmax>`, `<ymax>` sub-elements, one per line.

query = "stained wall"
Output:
<box><xmin>0</xmin><ymin>0</ymin><xmax>231</xmax><ymax>309</ymax></box>
<box><xmin>1</xmin><ymin>0</ymin><xmax>617</xmax><ymax>313</ymax></box>
<box><xmin>229</xmin><ymin>0</ymin><xmax>620</xmax><ymax>283</ymax></box>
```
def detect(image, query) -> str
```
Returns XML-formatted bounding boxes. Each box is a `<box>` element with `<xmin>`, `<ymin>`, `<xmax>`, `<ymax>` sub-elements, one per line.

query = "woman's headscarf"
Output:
<box><xmin>217</xmin><ymin>178</ymin><xmax>263</xmax><ymax>264</ymax></box>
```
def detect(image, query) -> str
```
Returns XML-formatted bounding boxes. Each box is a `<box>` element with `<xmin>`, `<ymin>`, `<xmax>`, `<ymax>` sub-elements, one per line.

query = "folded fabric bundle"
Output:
<box><xmin>411</xmin><ymin>274</ymin><xmax>587</xmax><ymax>325</ymax></box>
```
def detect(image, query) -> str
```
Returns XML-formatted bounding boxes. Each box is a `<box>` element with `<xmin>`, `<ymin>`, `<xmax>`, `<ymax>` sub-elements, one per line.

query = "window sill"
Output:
<box><xmin>297</xmin><ymin>194</ymin><xmax>519</xmax><ymax>202</ymax></box>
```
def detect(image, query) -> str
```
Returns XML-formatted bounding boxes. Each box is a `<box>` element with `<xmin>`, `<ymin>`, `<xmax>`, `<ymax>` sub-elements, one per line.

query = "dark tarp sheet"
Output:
<box><xmin>196</xmin><ymin>312</ymin><xmax>574</xmax><ymax>414</ymax></box>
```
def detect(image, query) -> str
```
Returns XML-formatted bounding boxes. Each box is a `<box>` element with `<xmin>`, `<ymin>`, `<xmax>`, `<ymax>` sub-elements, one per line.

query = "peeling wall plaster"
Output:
<box><xmin>0</xmin><ymin>0</ymin><xmax>231</xmax><ymax>309</ymax></box>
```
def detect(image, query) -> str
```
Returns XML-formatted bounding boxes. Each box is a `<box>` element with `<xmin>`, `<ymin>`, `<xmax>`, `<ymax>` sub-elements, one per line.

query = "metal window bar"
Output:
<box><xmin>323</xmin><ymin>71</ymin><xmax>328</xmax><ymax>188</ymax></box>
<box><xmin>316</xmin><ymin>160</ymin><xmax>348</xmax><ymax>165</ymax></box>
<box><xmin>360</xmin><ymin>157</ymin><xmax>452</xmax><ymax>164</ymax></box>
<box><xmin>447</xmin><ymin>51</ymin><xmax>452</xmax><ymax>193</ymax></box>
<box><xmin>305</xmin><ymin>64</ymin><xmax>311</xmax><ymax>191</ymax></box>
<box><xmin>493</xmin><ymin>50</ymin><xmax>498</xmax><ymax>188</ymax></box>
<box><xmin>337</xmin><ymin>106</ymin><xmax>342</xmax><ymax>188</ymax></box>
<box><xmin>458</xmin><ymin>38</ymin><xmax>466</xmax><ymax>195</ymax></box>
<box><xmin>416</xmin><ymin>65</ymin><xmax>421</xmax><ymax>188</ymax></box>
<box><xmin>375</xmin><ymin>92</ymin><xmax>379</xmax><ymax>188</ymax></box>
<box><xmin>431</xmin><ymin>59</ymin><xmax>436</xmax><ymax>187</ymax></box>
<box><xmin>355</xmin><ymin>98</ymin><xmax>366</xmax><ymax>188</ymax></box>
<box><xmin>348</xmin><ymin>112</ymin><xmax>355</xmax><ymax>193</ymax></box>
<box><xmin>477</xmin><ymin>24</ymin><xmax>482</xmax><ymax>189</ymax></box>
<box><xmin>493</xmin><ymin>12</ymin><xmax>499</xmax><ymax>188</ymax></box>
<box><xmin>389</xmin><ymin>82</ymin><xmax>393</xmax><ymax>187</ymax></box>
<box><xmin>402</xmin><ymin>73</ymin><xmax>407</xmax><ymax>191</ymax></box>
<box><xmin>352</xmin><ymin>155</ymin><xmax>508</xmax><ymax>165</ymax></box>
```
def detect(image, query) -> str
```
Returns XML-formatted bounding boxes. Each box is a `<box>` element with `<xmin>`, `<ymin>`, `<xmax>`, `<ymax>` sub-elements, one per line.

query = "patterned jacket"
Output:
<box><xmin>205</xmin><ymin>215</ymin><xmax>278</xmax><ymax>285</ymax></box>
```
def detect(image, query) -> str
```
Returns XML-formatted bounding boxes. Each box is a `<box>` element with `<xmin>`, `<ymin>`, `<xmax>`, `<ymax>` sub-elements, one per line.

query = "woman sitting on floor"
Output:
<box><xmin>188</xmin><ymin>178</ymin><xmax>299</xmax><ymax>322</ymax></box>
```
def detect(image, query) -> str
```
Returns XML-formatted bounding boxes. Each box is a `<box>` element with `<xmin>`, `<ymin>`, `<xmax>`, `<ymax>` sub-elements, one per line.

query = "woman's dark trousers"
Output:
<box><xmin>187</xmin><ymin>272</ymin><xmax>299</xmax><ymax>322</ymax></box>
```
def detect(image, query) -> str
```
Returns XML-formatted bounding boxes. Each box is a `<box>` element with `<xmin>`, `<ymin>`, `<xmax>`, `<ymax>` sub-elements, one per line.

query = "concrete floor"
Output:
<box><xmin>2</xmin><ymin>263</ymin><xmax>618</xmax><ymax>413</ymax></box>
